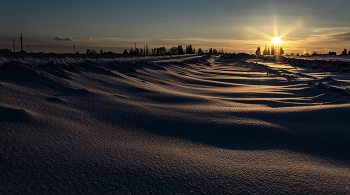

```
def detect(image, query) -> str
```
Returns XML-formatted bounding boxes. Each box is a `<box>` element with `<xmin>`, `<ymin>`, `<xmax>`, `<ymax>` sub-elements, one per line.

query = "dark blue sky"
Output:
<box><xmin>1</xmin><ymin>0</ymin><xmax>349</xmax><ymax>53</ymax></box>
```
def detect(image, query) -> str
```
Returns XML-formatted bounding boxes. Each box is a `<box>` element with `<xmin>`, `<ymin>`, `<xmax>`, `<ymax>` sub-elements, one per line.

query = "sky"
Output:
<box><xmin>1</xmin><ymin>0</ymin><xmax>349</xmax><ymax>54</ymax></box>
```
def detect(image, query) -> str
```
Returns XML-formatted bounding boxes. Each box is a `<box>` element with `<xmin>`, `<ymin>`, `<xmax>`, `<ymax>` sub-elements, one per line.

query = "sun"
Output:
<box><xmin>272</xmin><ymin>37</ymin><xmax>283</xmax><ymax>45</ymax></box>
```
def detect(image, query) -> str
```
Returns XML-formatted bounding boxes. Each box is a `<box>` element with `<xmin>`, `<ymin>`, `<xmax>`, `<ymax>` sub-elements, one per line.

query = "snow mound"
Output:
<box><xmin>1</xmin><ymin>54</ymin><xmax>350</xmax><ymax>194</ymax></box>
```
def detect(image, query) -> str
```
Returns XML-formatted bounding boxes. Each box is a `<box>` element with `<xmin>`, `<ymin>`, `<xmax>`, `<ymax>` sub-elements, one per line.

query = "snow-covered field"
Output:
<box><xmin>1</xmin><ymin>54</ymin><xmax>350</xmax><ymax>194</ymax></box>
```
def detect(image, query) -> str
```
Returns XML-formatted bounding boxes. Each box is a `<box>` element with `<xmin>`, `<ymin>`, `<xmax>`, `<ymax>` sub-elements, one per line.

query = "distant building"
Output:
<box><xmin>329</xmin><ymin>52</ymin><xmax>336</xmax><ymax>55</ymax></box>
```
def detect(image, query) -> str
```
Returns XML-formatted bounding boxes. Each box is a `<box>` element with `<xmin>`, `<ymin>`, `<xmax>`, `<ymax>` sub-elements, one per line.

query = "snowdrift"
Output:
<box><xmin>1</xmin><ymin>54</ymin><xmax>350</xmax><ymax>194</ymax></box>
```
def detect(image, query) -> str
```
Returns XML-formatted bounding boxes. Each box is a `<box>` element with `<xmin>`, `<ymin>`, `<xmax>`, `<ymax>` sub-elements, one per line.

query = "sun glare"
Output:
<box><xmin>272</xmin><ymin>37</ymin><xmax>283</xmax><ymax>45</ymax></box>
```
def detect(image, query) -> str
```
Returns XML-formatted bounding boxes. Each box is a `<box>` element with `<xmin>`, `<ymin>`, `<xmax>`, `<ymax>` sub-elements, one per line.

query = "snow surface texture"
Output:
<box><xmin>1</xmin><ymin>54</ymin><xmax>350</xmax><ymax>194</ymax></box>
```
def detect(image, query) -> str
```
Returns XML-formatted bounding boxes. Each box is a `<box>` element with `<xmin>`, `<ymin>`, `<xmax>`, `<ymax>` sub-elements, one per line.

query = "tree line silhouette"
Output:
<box><xmin>255</xmin><ymin>44</ymin><xmax>284</xmax><ymax>56</ymax></box>
<box><xmin>255</xmin><ymin>44</ymin><xmax>350</xmax><ymax>56</ymax></box>
<box><xmin>120</xmin><ymin>44</ymin><xmax>224</xmax><ymax>56</ymax></box>
<box><xmin>1</xmin><ymin>34</ymin><xmax>224</xmax><ymax>55</ymax></box>
<box><xmin>1</xmin><ymin>33</ymin><xmax>348</xmax><ymax>56</ymax></box>
<box><xmin>81</xmin><ymin>44</ymin><xmax>225</xmax><ymax>56</ymax></box>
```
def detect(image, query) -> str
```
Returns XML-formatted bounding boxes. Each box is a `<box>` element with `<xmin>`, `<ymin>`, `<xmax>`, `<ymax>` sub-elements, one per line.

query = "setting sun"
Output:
<box><xmin>272</xmin><ymin>37</ymin><xmax>283</xmax><ymax>45</ymax></box>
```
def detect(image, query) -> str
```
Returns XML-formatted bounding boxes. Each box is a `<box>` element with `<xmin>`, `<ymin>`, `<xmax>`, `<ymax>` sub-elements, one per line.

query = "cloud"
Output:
<box><xmin>88</xmin><ymin>37</ymin><xmax>93</xmax><ymax>40</ymax></box>
<box><xmin>303</xmin><ymin>29</ymin><xmax>350</xmax><ymax>44</ymax></box>
<box><xmin>312</xmin><ymin>27</ymin><xmax>350</xmax><ymax>34</ymax></box>
<box><xmin>54</xmin><ymin>36</ymin><xmax>72</xmax><ymax>41</ymax></box>
<box><xmin>332</xmin><ymin>32</ymin><xmax>350</xmax><ymax>41</ymax></box>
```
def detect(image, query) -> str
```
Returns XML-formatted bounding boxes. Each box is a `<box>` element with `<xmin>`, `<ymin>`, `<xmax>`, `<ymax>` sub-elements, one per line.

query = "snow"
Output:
<box><xmin>289</xmin><ymin>55</ymin><xmax>350</xmax><ymax>62</ymax></box>
<box><xmin>1</xmin><ymin>54</ymin><xmax>350</xmax><ymax>194</ymax></box>
<box><xmin>0</xmin><ymin>54</ymin><xmax>202</xmax><ymax>66</ymax></box>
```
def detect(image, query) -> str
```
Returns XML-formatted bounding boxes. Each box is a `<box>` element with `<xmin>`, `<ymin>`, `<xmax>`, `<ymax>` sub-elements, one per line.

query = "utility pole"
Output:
<box><xmin>135</xmin><ymin>42</ymin><xmax>136</xmax><ymax>51</ymax></box>
<box><xmin>13</xmin><ymin>40</ymin><xmax>15</xmax><ymax>53</ymax></box>
<box><xmin>20</xmin><ymin>33</ymin><xmax>24</xmax><ymax>53</ymax></box>
<box><xmin>144</xmin><ymin>45</ymin><xmax>145</xmax><ymax>56</ymax></box>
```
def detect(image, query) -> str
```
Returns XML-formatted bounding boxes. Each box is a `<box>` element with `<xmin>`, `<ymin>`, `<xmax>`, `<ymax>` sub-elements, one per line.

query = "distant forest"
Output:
<box><xmin>255</xmin><ymin>44</ymin><xmax>284</xmax><ymax>56</ymax></box>
<box><xmin>255</xmin><ymin>45</ymin><xmax>350</xmax><ymax>56</ymax></box>
<box><xmin>120</xmin><ymin>44</ymin><xmax>224</xmax><ymax>56</ymax></box>
<box><xmin>0</xmin><ymin>42</ymin><xmax>225</xmax><ymax>56</ymax></box>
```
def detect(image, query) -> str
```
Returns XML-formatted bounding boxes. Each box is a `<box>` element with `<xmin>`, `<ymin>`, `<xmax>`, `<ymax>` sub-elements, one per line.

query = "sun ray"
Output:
<box><xmin>251</xmin><ymin>27</ymin><xmax>274</xmax><ymax>40</ymax></box>
<box><xmin>273</xmin><ymin>13</ymin><xmax>279</xmax><ymax>38</ymax></box>
<box><xmin>279</xmin><ymin>20</ymin><xmax>299</xmax><ymax>39</ymax></box>
<box><xmin>242</xmin><ymin>12</ymin><xmax>298</xmax><ymax>51</ymax></box>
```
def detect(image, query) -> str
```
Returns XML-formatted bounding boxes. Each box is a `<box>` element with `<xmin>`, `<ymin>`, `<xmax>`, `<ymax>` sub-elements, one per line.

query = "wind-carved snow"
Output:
<box><xmin>1</xmin><ymin>54</ymin><xmax>350</xmax><ymax>194</ymax></box>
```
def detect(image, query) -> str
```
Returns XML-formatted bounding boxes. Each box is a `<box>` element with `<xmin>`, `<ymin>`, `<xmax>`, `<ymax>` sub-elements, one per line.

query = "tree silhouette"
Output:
<box><xmin>186</xmin><ymin>44</ymin><xmax>195</xmax><ymax>54</ymax></box>
<box><xmin>86</xmin><ymin>49</ymin><xmax>96</xmax><ymax>54</ymax></box>
<box><xmin>270</xmin><ymin>44</ymin><xmax>275</xmax><ymax>55</ymax></box>
<box><xmin>256</xmin><ymin>47</ymin><xmax>261</xmax><ymax>55</ymax></box>
<box><xmin>123</xmin><ymin>49</ymin><xmax>128</xmax><ymax>55</ymax></box>
<box><xmin>0</xmin><ymin>48</ymin><xmax>12</xmax><ymax>54</ymax></box>
<box><xmin>186</xmin><ymin>44</ymin><xmax>191</xmax><ymax>54</ymax></box>
<box><xmin>341</xmin><ymin>49</ymin><xmax>347</xmax><ymax>55</ymax></box>
<box><xmin>129</xmin><ymin>47</ymin><xmax>134</xmax><ymax>55</ymax></box>
<box><xmin>161</xmin><ymin>47</ymin><xmax>167</xmax><ymax>55</ymax></box>
<box><xmin>197</xmin><ymin>48</ymin><xmax>203</xmax><ymax>55</ymax></box>
<box><xmin>209</xmin><ymin>48</ymin><xmax>213</xmax><ymax>54</ymax></box>
<box><xmin>280</xmin><ymin>47</ymin><xmax>284</xmax><ymax>55</ymax></box>
<box><xmin>170</xmin><ymin>47</ymin><xmax>178</xmax><ymax>55</ymax></box>
<box><xmin>263</xmin><ymin>45</ymin><xmax>267</xmax><ymax>55</ymax></box>
<box><xmin>178</xmin><ymin>45</ymin><xmax>184</xmax><ymax>55</ymax></box>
